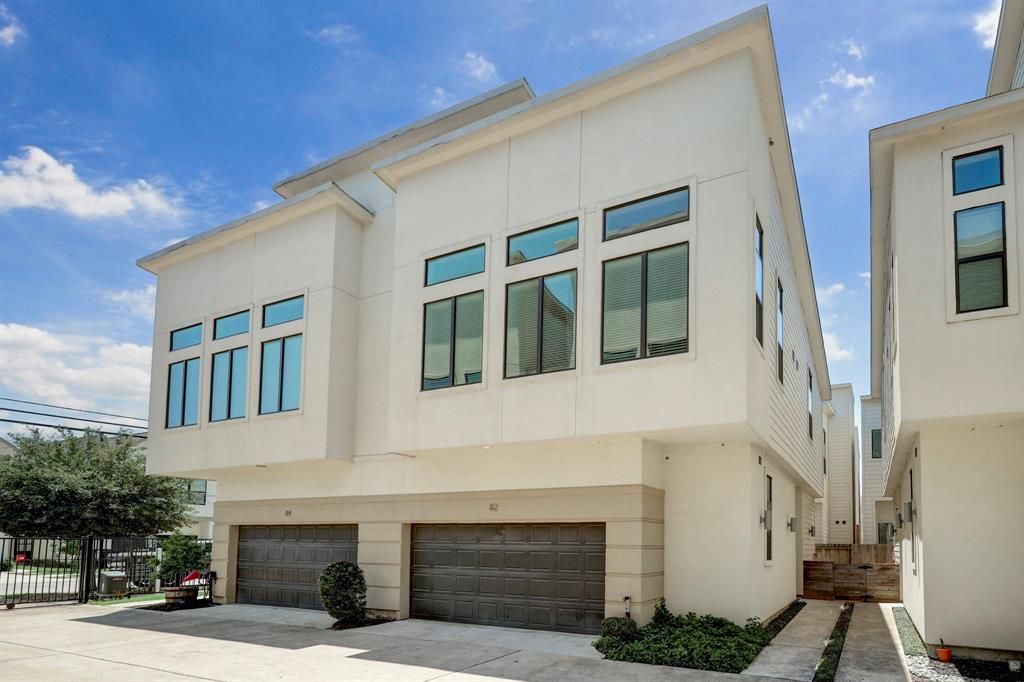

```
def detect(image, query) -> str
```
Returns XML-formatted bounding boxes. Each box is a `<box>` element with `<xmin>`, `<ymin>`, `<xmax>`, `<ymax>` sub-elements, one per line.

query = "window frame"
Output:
<box><xmin>602</xmin><ymin>186</ymin><xmax>690</xmax><ymax>242</ymax></box>
<box><xmin>165</xmin><ymin>357</ymin><xmax>200</xmax><ymax>429</ymax></box>
<box><xmin>503</xmin><ymin>269</ymin><xmax>578</xmax><ymax>379</ymax></box>
<box><xmin>952</xmin><ymin>145</ymin><xmax>1004</xmax><ymax>196</ymax></box>
<box><xmin>424</xmin><ymin>243</ymin><xmax>487</xmax><ymax>287</ymax></box>
<box><xmin>764</xmin><ymin>472</ymin><xmax>774</xmax><ymax>563</ymax></box>
<box><xmin>186</xmin><ymin>479</ymin><xmax>208</xmax><ymax>506</ymax></box>
<box><xmin>870</xmin><ymin>428</ymin><xmax>882</xmax><ymax>459</ymax></box>
<box><xmin>776</xmin><ymin>279</ymin><xmax>784</xmax><ymax>384</ymax></box>
<box><xmin>953</xmin><ymin>201</ymin><xmax>1008</xmax><ymax>314</ymax></box>
<box><xmin>421</xmin><ymin>290</ymin><xmax>485</xmax><ymax>391</ymax></box>
<box><xmin>213</xmin><ymin>310</ymin><xmax>251</xmax><ymax>340</ymax></box>
<box><xmin>506</xmin><ymin>218</ymin><xmax>579</xmax><ymax>266</ymax></box>
<box><xmin>262</xmin><ymin>295</ymin><xmax>305</xmax><ymax>328</ymax></box>
<box><xmin>170</xmin><ymin>323</ymin><xmax>202</xmax><ymax>351</ymax></box>
<box><xmin>754</xmin><ymin>217</ymin><xmax>764</xmax><ymax>347</ymax></box>
<box><xmin>807</xmin><ymin>369</ymin><xmax>814</xmax><ymax>440</ymax></box>
<box><xmin>209</xmin><ymin>345</ymin><xmax>248</xmax><ymax>423</ymax></box>
<box><xmin>258</xmin><ymin>333</ymin><xmax>303</xmax><ymax>415</ymax></box>
<box><xmin>599</xmin><ymin>242</ymin><xmax>690</xmax><ymax>365</ymax></box>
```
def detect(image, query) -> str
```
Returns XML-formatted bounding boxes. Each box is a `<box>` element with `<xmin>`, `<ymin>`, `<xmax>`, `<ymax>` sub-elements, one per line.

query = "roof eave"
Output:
<box><xmin>986</xmin><ymin>0</ymin><xmax>1024</xmax><ymax>96</ymax></box>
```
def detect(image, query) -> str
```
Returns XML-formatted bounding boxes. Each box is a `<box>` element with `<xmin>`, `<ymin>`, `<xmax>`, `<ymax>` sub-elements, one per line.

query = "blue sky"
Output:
<box><xmin>0</xmin><ymin>0</ymin><xmax>1002</xmax><ymax>431</ymax></box>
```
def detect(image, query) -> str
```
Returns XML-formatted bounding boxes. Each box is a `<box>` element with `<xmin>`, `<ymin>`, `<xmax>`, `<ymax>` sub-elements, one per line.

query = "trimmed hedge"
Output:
<box><xmin>594</xmin><ymin>600</ymin><xmax>777</xmax><ymax>674</ymax></box>
<box><xmin>318</xmin><ymin>561</ymin><xmax>367</xmax><ymax>624</ymax></box>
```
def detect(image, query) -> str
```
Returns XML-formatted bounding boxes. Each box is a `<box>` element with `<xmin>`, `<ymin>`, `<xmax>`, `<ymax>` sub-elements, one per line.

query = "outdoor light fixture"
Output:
<box><xmin>787</xmin><ymin>516</ymin><xmax>796</xmax><ymax>532</ymax></box>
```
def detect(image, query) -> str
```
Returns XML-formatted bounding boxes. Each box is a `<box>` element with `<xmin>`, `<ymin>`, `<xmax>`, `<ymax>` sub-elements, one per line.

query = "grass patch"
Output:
<box><xmin>91</xmin><ymin>593</ymin><xmax>166</xmax><ymax>605</ymax></box>
<box><xmin>593</xmin><ymin>600</ymin><xmax>804</xmax><ymax>674</ymax></box>
<box><xmin>891</xmin><ymin>607</ymin><xmax>926</xmax><ymax>657</ymax></box>
<box><xmin>812</xmin><ymin>602</ymin><xmax>854</xmax><ymax>682</ymax></box>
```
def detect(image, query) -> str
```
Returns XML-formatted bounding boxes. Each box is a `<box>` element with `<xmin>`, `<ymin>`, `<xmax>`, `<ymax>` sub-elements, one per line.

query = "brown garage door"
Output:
<box><xmin>236</xmin><ymin>525</ymin><xmax>357</xmax><ymax>609</ymax></box>
<box><xmin>411</xmin><ymin>523</ymin><xmax>605</xmax><ymax>634</ymax></box>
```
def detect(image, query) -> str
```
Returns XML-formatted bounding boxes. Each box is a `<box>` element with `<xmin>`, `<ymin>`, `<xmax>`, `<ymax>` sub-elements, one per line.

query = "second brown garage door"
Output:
<box><xmin>236</xmin><ymin>525</ymin><xmax>357</xmax><ymax>609</ymax></box>
<box><xmin>411</xmin><ymin>523</ymin><xmax>605</xmax><ymax>634</ymax></box>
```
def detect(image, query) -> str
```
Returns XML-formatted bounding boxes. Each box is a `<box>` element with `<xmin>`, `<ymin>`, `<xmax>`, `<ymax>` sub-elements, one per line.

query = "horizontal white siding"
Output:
<box><xmin>826</xmin><ymin>387</ymin><xmax>855</xmax><ymax>543</ymax></box>
<box><xmin>860</xmin><ymin>399</ymin><xmax>883</xmax><ymax>543</ymax></box>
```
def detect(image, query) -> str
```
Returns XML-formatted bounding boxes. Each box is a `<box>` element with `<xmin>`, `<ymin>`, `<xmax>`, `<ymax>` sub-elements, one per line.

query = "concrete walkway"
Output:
<box><xmin>835</xmin><ymin>603</ymin><xmax>910</xmax><ymax>682</ymax></box>
<box><xmin>744</xmin><ymin>600</ymin><xmax>845</xmax><ymax>681</ymax></box>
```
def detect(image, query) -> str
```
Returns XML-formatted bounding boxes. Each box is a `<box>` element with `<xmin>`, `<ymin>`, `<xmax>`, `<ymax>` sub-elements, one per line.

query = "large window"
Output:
<box><xmin>603</xmin><ymin>187</ymin><xmax>689</xmax><ymax>241</ymax></box>
<box><xmin>186</xmin><ymin>479</ymin><xmax>208</xmax><ymax>505</ymax></box>
<box><xmin>508</xmin><ymin>219</ymin><xmax>578</xmax><ymax>265</ymax></box>
<box><xmin>425</xmin><ymin>244</ymin><xmax>486</xmax><ymax>286</ymax></box>
<box><xmin>422</xmin><ymin>291</ymin><xmax>484</xmax><ymax>390</ymax></box>
<box><xmin>263</xmin><ymin>295</ymin><xmax>304</xmax><ymax>327</ymax></box>
<box><xmin>953</xmin><ymin>147</ymin><xmax>1003</xmax><ymax>195</ymax></box>
<box><xmin>505</xmin><ymin>270</ymin><xmax>577</xmax><ymax>378</ymax></box>
<box><xmin>765</xmin><ymin>474</ymin><xmax>773</xmax><ymax>561</ymax></box>
<box><xmin>260</xmin><ymin>335</ymin><xmax>302</xmax><ymax>414</ymax></box>
<box><xmin>214</xmin><ymin>310</ymin><xmax>250</xmax><ymax>339</ymax></box>
<box><xmin>954</xmin><ymin>202</ymin><xmax>1006</xmax><ymax>313</ymax></box>
<box><xmin>170</xmin><ymin>323</ymin><xmax>202</xmax><ymax>351</ymax></box>
<box><xmin>871</xmin><ymin>428</ymin><xmax>882</xmax><ymax>459</ymax></box>
<box><xmin>776</xmin><ymin>280</ymin><xmax>784</xmax><ymax>383</ymax></box>
<box><xmin>210</xmin><ymin>347</ymin><xmax>248</xmax><ymax>421</ymax></box>
<box><xmin>166</xmin><ymin>358</ymin><xmax>199</xmax><ymax>428</ymax></box>
<box><xmin>601</xmin><ymin>243</ymin><xmax>689</xmax><ymax>363</ymax></box>
<box><xmin>754</xmin><ymin>218</ymin><xmax>764</xmax><ymax>345</ymax></box>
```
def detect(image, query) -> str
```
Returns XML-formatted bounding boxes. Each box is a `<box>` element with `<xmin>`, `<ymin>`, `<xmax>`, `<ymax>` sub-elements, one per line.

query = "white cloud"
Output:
<box><xmin>252</xmin><ymin>199</ymin><xmax>273</xmax><ymax>212</ymax></box>
<box><xmin>790</xmin><ymin>93</ymin><xmax>828</xmax><ymax>131</ymax></box>
<box><xmin>0</xmin><ymin>146</ymin><xmax>182</xmax><ymax>220</ymax></box>
<box><xmin>823</xmin><ymin>331</ymin><xmax>855</xmax><ymax>362</ymax></box>
<box><xmin>0</xmin><ymin>4</ymin><xmax>25</xmax><ymax>47</ymax></box>
<box><xmin>973</xmin><ymin>0</ymin><xmax>1000</xmax><ymax>49</ymax></box>
<box><xmin>859</xmin><ymin>272</ymin><xmax>871</xmax><ymax>287</ymax></box>
<box><xmin>457</xmin><ymin>51</ymin><xmax>497</xmax><ymax>82</ymax></box>
<box><xmin>428</xmin><ymin>86</ymin><xmax>455</xmax><ymax>110</ymax></box>
<box><xmin>843</xmin><ymin>39</ymin><xmax>865</xmax><ymax>60</ymax></box>
<box><xmin>816</xmin><ymin>282</ymin><xmax>846</xmax><ymax>306</ymax></box>
<box><xmin>103</xmin><ymin>284</ymin><xmax>156</xmax><ymax>321</ymax></box>
<box><xmin>309</xmin><ymin>24</ymin><xmax>361</xmax><ymax>46</ymax></box>
<box><xmin>826</xmin><ymin>68</ymin><xmax>875</xmax><ymax>92</ymax></box>
<box><xmin>0</xmin><ymin>324</ymin><xmax>151</xmax><ymax>416</ymax></box>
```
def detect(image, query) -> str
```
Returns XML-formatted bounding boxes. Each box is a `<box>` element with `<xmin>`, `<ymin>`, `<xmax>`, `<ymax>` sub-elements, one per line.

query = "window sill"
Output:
<box><xmin>418</xmin><ymin>381</ymin><xmax>487</xmax><ymax>397</ymax></box>
<box><xmin>254</xmin><ymin>407</ymin><xmax>304</xmax><ymax>422</ymax></box>
<box><xmin>591</xmin><ymin>350</ymin><xmax>695</xmax><ymax>376</ymax></box>
<box><xmin>946</xmin><ymin>302</ymin><xmax>1018</xmax><ymax>324</ymax></box>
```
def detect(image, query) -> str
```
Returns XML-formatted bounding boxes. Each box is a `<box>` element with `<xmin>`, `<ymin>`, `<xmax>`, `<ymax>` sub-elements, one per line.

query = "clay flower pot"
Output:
<box><xmin>936</xmin><ymin>646</ymin><xmax>953</xmax><ymax>663</ymax></box>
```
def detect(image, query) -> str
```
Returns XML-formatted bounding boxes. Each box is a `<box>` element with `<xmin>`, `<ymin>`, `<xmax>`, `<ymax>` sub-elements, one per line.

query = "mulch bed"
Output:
<box><xmin>140</xmin><ymin>600</ymin><xmax>218</xmax><ymax>613</ymax></box>
<box><xmin>331</xmin><ymin>615</ymin><xmax>394</xmax><ymax>630</ymax></box>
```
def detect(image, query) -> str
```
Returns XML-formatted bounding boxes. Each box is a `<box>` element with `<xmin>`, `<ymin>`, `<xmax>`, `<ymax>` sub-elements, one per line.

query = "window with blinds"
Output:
<box><xmin>954</xmin><ymin>202</ymin><xmax>1006</xmax><ymax>313</ymax></box>
<box><xmin>601</xmin><ymin>243</ymin><xmax>688</xmax><ymax>364</ymax></box>
<box><xmin>422</xmin><ymin>291</ymin><xmax>484</xmax><ymax>390</ymax></box>
<box><xmin>505</xmin><ymin>270</ymin><xmax>577</xmax><ymax>378</ymax></box>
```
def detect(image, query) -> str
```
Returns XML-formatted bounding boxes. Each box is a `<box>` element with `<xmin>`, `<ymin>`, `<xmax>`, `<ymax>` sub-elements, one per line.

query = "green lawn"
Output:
<box><xmin>90</xmin><ymin>593</ymin><xmax>165</xmax><ymax>604</ymax></box>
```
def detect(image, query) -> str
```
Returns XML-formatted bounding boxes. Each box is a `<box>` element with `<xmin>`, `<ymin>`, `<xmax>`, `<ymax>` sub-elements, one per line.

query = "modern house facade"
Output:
<box><xmin>867</xmin><ymin>0</ymin><xmax>1024</xmax><ymax>656</ymax></box>
<box><xmin>858</xmin><ymin>396</ymin><xmax>891</xmax><ymax>545</ymax></box>
<box><xmin>139</xmin><ymin>6</ymin><xmax>833</xmax><ymax>633</ymax></box>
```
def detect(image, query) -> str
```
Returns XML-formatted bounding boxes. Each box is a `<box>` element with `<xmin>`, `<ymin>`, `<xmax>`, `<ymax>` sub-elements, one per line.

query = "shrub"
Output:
<box><xmin>600</xmin><ymin>617</ymin><xmax>639</xmax><ymax>642</ymax></box>
<box><xmin>0</xmin><ymin>557</ymin><xmax>12</xmax><ymax>572</ymax></box>
<box><xmin>318</xmin><ymin>561</ymin><xmax>367</xmax><ymax>624</ymax></box>
<box><xmin>149</xmin><ymin>532</ymin><xmax>210</xmax><ymax>583</ymax></box>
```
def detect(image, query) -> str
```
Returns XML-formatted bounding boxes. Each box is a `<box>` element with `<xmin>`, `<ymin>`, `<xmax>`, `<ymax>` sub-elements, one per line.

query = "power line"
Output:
<box><xmin>0</xmin><ymin>408</ymin><xmax>148</xmax><ymax>430</ymax></box>
<box><xmin>0</xmin><ymin>418</ymin><xmax>147</xmax><ymax>439</ymax></box>
<box><xmin>0</xmin><ymin>397</ymin><xmax>147</xmax><ymax>423</ymax></box>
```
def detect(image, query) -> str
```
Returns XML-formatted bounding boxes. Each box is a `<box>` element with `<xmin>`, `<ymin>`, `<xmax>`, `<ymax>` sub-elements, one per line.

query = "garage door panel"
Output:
<box><xmin>411</xmin><ymin>523</ymin><xmax>605</xmax><ymax>634</ymax></box>
<box><xmin>237</xmin><ymin>524</ymin><xmax>357</xmax><ymax>610</ymax></box>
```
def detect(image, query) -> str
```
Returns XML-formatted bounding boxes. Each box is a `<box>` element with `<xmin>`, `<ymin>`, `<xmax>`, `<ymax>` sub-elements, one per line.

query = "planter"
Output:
<box><xmin>164</xmin><ymin>586</ymin><xmax>199</xmax><ymax>605</ymax></box>
<box><xmin>936</xmin><ymin>647</ymin><xmax>953</xmax><ymax>663</ymax></box>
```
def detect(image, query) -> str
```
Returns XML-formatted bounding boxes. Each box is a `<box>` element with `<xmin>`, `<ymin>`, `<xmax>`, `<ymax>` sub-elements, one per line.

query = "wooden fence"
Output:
<box><xmin>803</xmin><ymin>561</ymin><xmax>901</xmax><ymax>602</ymax></box>
<box><xmin>812</xmin><ymin>543</ymin><xmax>895</xmax><ymax>564</ymax></box>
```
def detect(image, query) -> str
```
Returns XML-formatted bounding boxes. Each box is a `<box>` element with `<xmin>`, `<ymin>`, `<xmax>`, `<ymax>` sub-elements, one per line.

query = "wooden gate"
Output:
<box><xmin>802</xmin><ymin>561</ymin><xmax>900</xmax><ymax>602</ymax></box>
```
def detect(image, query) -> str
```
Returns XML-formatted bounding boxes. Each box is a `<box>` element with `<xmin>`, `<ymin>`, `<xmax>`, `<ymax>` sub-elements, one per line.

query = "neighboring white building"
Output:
<box><xmin>138</xmin><ymin>7</ymin><xmax>834</xmax><ymax>632</ymax></box>
<box><xmin>179</xmin><ymin>479</ymin><xmax>217</xmax><ymax>539</ymax></box>
<box><xmin>823</xmin><ymin>384</ymin><xmax>858</xmax><ymax>544</ymax></box>
<box><xmin>858</xmin><ymin>396</ymin><xmax>891</xmax><ymax>545</ymax></box>
<box><xmin>867</xmin><ymin>0</ymin><xmax>1023</xmax><ymax>657</ymax></box>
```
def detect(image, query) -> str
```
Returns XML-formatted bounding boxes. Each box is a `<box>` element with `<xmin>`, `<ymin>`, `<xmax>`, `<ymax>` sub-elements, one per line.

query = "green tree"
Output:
<box><xmin>150</xmin><ymin>531</ymin><xmax>211</xmax><ymax>582</ymax></box>
<box><xmin>0</xmin><ymin>429</ymin><xmax>194</xmax><ymax>537</ymax></box>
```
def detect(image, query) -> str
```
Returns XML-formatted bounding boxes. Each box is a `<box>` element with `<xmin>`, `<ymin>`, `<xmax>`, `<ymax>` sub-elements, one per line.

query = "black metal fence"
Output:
<box><xmin>1</xmin><ymin>535</ymin><xmax>213</xmax><ymax>607</ymax></box>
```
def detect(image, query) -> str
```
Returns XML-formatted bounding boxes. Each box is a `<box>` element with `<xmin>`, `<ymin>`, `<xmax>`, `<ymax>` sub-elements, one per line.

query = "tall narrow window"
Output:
<box><xmin>954</xmin><ymin>202</ymin><xmax>1006</xmax><ymax>313</ymax></box>
<box><xmin>260</xmin><ymin>335</ymin><xmax>302</xmax><ymax>414</ymax></box>
<box><xmin>765</xmin><ymin>474</ymin><xmax>773</xmax><ymax>561</ymax></box>
<box><xmin>210</xmin><ymin>347</ymin><xmax>248</xmax><ymax>421</ymax></box>
<box><xmin>807</xmin><ymin>369</ymin><xmax>813</xmax><ymax>439</ymax></box>
<box><xmin>754</xmin><ymin>218</ymin><xmax>764</xmax><ymax>345</ymax></box>
<box><xmin>871</xmin><ymin>428</ymin><xmax>882</xmax><ymax>459</ymax></box>
<box><xmin>601</xmin><ymin>243</ymin><xmax>689</xmax><ymax>363</ymax></box>
<box><xmin>776</xmin><ymin>280</ymin><xmax>784</xmax><ymax>383</ymax></box>
<box><xmin>422</xmin><ymin>291</ymin><xmax>484</xmax><ymax>390</ymax></box>
<box><xmin>505</xmin><ymin>270</ymin><xmax>577</xmax><ymax>378</ymax></box>
<box><xmin>166</xmin><ymin>358</ymin><xmax>199</xmax><ymax>428</ymax></box>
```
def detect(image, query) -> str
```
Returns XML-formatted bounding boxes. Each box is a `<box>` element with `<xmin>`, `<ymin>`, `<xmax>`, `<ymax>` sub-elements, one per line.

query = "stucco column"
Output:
<box><xmin>357</xmin><ymin>522</ymin><xmax>410</xmax><ymax>618</ymax></box>
<box><xmin>604</xmin><ymin>518</ymin><xmax>665</xmax><ymax>624</ymax></box>
<box><xmin>210</xmin><ymin>523</ymin><xmax>236</xmax><ymax>604</ymax></box>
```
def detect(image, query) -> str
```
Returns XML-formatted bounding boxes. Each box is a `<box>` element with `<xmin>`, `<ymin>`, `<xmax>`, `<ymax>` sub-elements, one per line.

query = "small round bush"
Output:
<box><xmin>600</xmin><ymin>616</ymin><xmax>639</xmax><ymax>642</ymax></box>
<box><xmin>318</xmin><ymin>561</ymin><xmax>367</xmax><ymax>623</ymax></box>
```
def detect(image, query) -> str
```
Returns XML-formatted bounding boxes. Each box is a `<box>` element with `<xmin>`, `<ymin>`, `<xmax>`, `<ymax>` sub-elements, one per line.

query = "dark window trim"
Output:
<box><xmin>870</xmin><ymin>428</ymin><xmax>882</xmax><ymax>459</ymax></box>
<box><xmin>259</xmin><ymin>333</ymin><xmax>302</xmax><ymax>414</ymax></box>
<box><xmin>169</xmin><ymin>323</ymin><xmax>202</xmax><ymax>351</ymax></box>
<box><xmin>754</xmin><ymin>217</ymin><xmax>764</xmax><ymax>347</ymax></box>
<box><xmin>602</xmin><ymin>186</ymin><xmax>690</xmax><ymax>242</ymax></box>
<box><xmin>952</xmin><ymin>145</ymin><xmax>1004</xmax><ymax>196</ymax></box>
<box><xmin>420</xmin><ymin>290</ymin><xmax>485</xmax><ymax>391</ymax></box>
<box><xmin>776</xmin><ymin>279</ymin><xmax>784</xmax><ymax>384</ymax></box>
<box><xmin>506</xmin><ymin>218</ymin><xmax>579</xmax><ymax>266</ymax></box>
<box><xmin>165</xmin><ymin>356</ymin><xmax>199</xmax><ymax>429</ymax></box>
<box><xmin>423</xmin><ymin>243</ymin><xmax>487</xmax><ymax>287</ymax></box>
<box><xmin>262</xmin><ymin>295</ymin><xmax>305</xmax><ymax>328</ymax></box>
<box><xmin>807</xmin><ymin>368</ymin><xmax>814</xmax><ymax>440</ymax></box>
<box><xmin>187</xmin><ymin>479</ymin><xmax>207</xmax><ymax>505</ymax></box>
<box><xmin>953</xmin><ymin>201</ymin><xmax>1008</xmax><ymax>314</ymax></box>
<box><xmin>765</xmin><ymin>473</ymin><xmax>773</xmax><ymax>561</ymax></box>
<box><xmin>210</xmin><ymin>345</ymin><xmax>247</xmax><ymax>422</ymax></box>
<box><xmin>213</xmin><ymin>309</ymin><xmax>251</xmax><ymax>340</ymax></box>
<box><xmin>503</xmin><ymin>268</ymin><xmax>578</xmax><ymax>379</ymax></box>
<box><xmin>599</xmin><ymin>242</ymin><xmax>690</xmax><ymax>365</ymax></box>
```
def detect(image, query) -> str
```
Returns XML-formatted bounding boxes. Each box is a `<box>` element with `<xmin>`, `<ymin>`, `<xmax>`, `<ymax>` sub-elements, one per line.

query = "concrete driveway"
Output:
<box><xmin>0</xmin><ymin>602</ymin><xmax>777</xmax><ymax>681</ymax></box>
